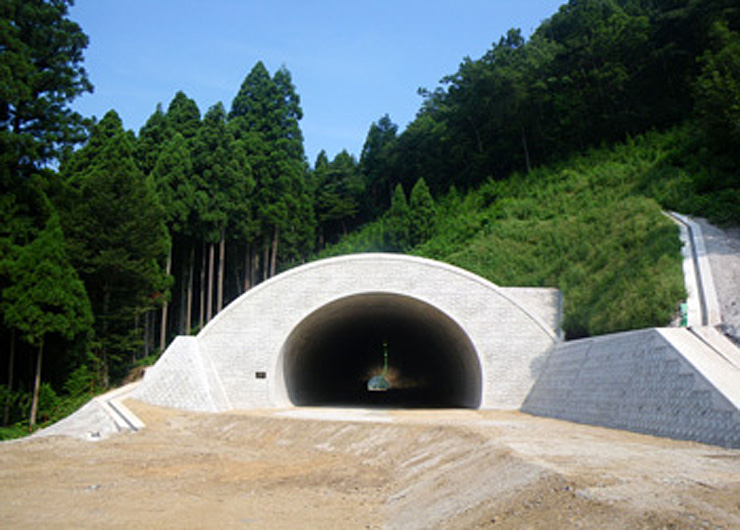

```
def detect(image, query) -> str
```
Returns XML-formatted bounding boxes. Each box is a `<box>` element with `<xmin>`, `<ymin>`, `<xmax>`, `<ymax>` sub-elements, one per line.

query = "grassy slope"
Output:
<box><xmin>418</xmin><ymin>137</ymin><xmax>687</xmax><ymax>338</ymax></box>
<box><xmin>323</xmin><ymin>129</ymin><xmax>707</xmax><ymax>339</ymax></box>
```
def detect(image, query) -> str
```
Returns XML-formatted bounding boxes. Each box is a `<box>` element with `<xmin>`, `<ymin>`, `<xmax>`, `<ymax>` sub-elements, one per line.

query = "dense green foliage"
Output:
<box><xmin>312</xmin><ymin>150</ymin><xmax>366</xmax><ymax>246</ymax></box>
<box><xmin>2</xmin><ymin>213</ymin><xmax>92</xmax><ymax>425</ymax></box>
<box><xmin>1</xmin><ymin>0</ymin><xmax>96</xmax><ymax>433</ymax></box>
<box><xmin>321</xmin><ymin>130</ymin><xmax>694</xmax><ymax>338</ymax></box>
<box><xmin>693</xmin><ymin>20</ymin><xmax>740</xmax><ymax>162</ymax></box>
<box><xmin>59</xmin><ymin>111</ymin><xmax>170</xmax><ymax>384</ymax></box>
<box><xmin>0</xmin><ymin>0</ymin><xmax>91</xmax><ymax>181</ymax></box>
<box><xmin>2</xmin><ymin>0</ymin><xmax>739</xmax><ymax>435</ymax></box>
<box><xmin>364</xmin><ymin>0</ymin><xmax>740</xmax><ymax>201</ymax></box>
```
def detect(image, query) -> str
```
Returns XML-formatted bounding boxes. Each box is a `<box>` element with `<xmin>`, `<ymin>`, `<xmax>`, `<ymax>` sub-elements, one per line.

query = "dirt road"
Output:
<box><xmin>1</xmin><ymin>401</ymin><xmax>739</xmax><ymax>529</ymax></box>
<box><xmin>697</xmin><ymin>217</ymin><xmax>740</xmax><ymax>341</ymax></box>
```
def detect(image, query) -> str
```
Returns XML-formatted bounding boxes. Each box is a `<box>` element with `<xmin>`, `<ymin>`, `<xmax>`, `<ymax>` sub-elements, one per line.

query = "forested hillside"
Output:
<box><xmin>1</xmin><ymin>0</ymin><xmax>739</xmax><ymax>434</ymax></box>
<box><xmin>358</xmin><ymin>0</ymin><xmax>739</xmax><ymax>207</ymax></box>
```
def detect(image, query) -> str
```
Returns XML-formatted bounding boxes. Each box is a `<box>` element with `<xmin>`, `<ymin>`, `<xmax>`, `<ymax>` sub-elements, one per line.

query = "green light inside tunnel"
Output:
<box><xmin>281</xmin><ymin>293</ymin><xmax>482</xmax><ymax>408</ymax></box>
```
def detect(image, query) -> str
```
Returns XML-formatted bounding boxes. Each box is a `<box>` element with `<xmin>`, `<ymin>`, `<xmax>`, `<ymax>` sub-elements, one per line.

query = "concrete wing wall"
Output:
<box><xmin>132</xmin><ymin>336</ymin><xmax>228</xmax><ymax>412</ymax></box>
<box><xmin>522</xmin><ymin>327</ymin><xmax>740</xmax><ymax>448</ymax></box>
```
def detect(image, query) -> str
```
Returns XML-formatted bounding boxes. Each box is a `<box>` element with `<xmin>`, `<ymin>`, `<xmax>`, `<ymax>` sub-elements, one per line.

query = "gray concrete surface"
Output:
<box><xmin>134</xmin><ymin>253</ymin><xmax>562</xmax><ymax>411</ymax></box>
<box><xmin>33</xmin><ymin>382</ymin><xmax>143</xmax><ymax>441</ymax></box>
<box><xmin>694</xmin><ymin>217</ymin><xmax>740</xmax><ymax>341</ymax></box>
<box><xmin>522</xmin><ymin>327</ymin><xmax>740</xmax><ymax>448</ymax></box>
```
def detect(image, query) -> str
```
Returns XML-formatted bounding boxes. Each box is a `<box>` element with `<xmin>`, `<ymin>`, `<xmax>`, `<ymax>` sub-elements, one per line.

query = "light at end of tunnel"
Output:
<box><xmin>363</xmin><ymin>366</ymin><xmax>427</xmax><ymax>390</ymax></box>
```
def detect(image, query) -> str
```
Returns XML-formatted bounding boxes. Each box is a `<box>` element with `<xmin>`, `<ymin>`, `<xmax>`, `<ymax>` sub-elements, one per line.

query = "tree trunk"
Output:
<box><xmin>159</xmin><ymin>248</ymin><xmax>172</xmax><ymax>352</ymax></box>
<box><xmin>467</xmin><ymin>115</ymin><xmax>483</xmax><ymax>153</ymax></box>
<box><xmin>270</xmin><ymin>225</ymin><xmax>279</xmax><ymax>278</ymax></box>
<box><xmin>178</xmin><ymin>246</ymin><xmax>188</xmax><ymax>334</ymax></box>
<box><xmin>233</xmin><ymin>255</ymin><xmax>241</xmax><ymax>296</ymax></box>
<box><xmin>29</xmin><ymin>339</ymin><xmax>44</xmax><ymax>428</ymax></box>
<box><xmin>206</xmin><ymin>242</ymin><xmax>215</xmax><ymax>322</ymax></box>
<box><xmin>101</xmin><ymin>285</ymin><xmax>111</xmax><ymax>387</ymax></box>
<box><xmin>141</xmin><ymin>311</ymin><xmax>148</xmax><ymax>358</ymax></box>
<box><xmin>521</xmin><ymin>125</ymin><xmax>531</xmax><ymax>174</ymax></box>
<box><xmin>186</xmin><ymin>245</ymin><xmax>194</xmax><ymax>334</ymax></box>
<box><xmin>243</xmin><ymin>243</ymin><xmax>252</xmax><ymax>293</ymax></box>
<box><xmin>134</xmin><ymin>312</ymin><xmax>140</xmax><ymax>363</ymax></box>
<box><xmin>217</xmin><ymin>232</ymin><xmax>225</xmax><ymax>312</ymax></box>
<box><xmin>263</xmin><ymin>241</ymin><xmax>270</xmax><ymax>282</ymax></box>
<box><xmin>143</xmin><ymin>310</ymin><xmax>152</xmax><ymax>357</ymax></box>
<box><xmin>199</xmin><ymin>241</ymin><xmax>206</xmax><ymax>329</ymax></box>
<box><xmin>252</xmin><ymin>246</ymin><xmax>260</xmax><ymax>287</ymax></box>
<box><xmin>3</xmin><ymin>330</ymin><xmax>16</xmax><ymax>425</ymax></box>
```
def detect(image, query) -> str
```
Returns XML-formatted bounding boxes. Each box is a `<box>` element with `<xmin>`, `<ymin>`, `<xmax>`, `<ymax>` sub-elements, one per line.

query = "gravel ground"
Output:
<box><xmin>1</xmin><ymin>402</ymin><xmax>739</xmax><ymax>529</ymax></box>
<box><xmin>695</xmin><ymin>217</ymin><xmax>740</xmax><ymax>341</ymax></box>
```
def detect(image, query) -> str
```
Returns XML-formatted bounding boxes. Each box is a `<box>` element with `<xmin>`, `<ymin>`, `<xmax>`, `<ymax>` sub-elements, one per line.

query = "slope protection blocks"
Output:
<box><xmin>522</xmin><ymin>327</ymin><xmax>740</xmax><ymax>448</ymax></box>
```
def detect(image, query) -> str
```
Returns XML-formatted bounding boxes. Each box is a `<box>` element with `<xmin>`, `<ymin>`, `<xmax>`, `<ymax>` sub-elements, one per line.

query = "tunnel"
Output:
<box><xmin>281</xmin><ymin>293</ymin><xmax>483</xmax><ymax>408</ymax></box>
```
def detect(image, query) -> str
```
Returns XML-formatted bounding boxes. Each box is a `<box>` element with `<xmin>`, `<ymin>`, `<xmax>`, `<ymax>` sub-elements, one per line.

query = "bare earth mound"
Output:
<box><xmin>1</xmin><ymin>402</ymin><xmax>739</xmax><ymax>529</ymax></box>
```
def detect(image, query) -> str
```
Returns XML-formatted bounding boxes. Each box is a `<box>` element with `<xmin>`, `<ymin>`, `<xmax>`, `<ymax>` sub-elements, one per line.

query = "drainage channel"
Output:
<box><xmin>665</xmin><ymin>212</ymin><xmax>722</xmax><ymax>327</ymax></box>
<box><xmin>99</xmin><ymin>382</ymin><xmax>145</xmax><ymax>432</ymax></box>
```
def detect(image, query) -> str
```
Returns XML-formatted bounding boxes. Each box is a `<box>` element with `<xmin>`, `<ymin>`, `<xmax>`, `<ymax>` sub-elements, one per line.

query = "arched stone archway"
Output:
<box><xmin>134</xmin><ymin>254</ymin><xmax>561</xmax><ymax>412</ymax></box>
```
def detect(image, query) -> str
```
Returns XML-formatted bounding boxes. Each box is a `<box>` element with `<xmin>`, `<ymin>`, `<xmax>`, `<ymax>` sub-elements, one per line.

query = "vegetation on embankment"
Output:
<box><xmin>318</xmin><ymin>125</ymin><xmax>740</xmax><ymax>338</ymax></box>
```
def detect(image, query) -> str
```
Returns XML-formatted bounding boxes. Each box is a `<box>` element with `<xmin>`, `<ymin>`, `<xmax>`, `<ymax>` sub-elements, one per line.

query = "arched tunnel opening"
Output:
<box><xmin>281</xmin><ymin>293</ymin><xmax>482</xmax><ymax>408</ymax></box>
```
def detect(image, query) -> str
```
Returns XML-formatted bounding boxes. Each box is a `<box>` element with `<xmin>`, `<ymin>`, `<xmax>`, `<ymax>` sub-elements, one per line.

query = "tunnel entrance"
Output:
<box><xmin>281</xmin><ymin>293</ymin><xmax>482</xmax><ymax>408</ymax></box>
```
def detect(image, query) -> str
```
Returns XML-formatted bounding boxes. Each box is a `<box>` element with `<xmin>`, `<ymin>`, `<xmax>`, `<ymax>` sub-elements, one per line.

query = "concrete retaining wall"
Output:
<box><xmin>522</xmin><ymin>327</ymin><xmax>740</xmax><ymax>448</ymax></box>
<box><xmin>133</xmin><ymin>336</ymin><xmax>228</xmax><ymax>412</ymax></box>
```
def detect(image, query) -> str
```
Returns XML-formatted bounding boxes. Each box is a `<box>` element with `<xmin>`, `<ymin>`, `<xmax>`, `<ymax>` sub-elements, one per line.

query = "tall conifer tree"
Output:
<box><xmin>194</xmin><ymin>102</ymin><xmax>254</xmax><ymax>314</ymax></box>
<box><xmin>150</xmin><ymin>132</ymin><xmax>198</xmax><ymax>342</ymax></box>
<box><xmin>360</xmin><ymin>115</ymin><xmax>398</xmax><ymax>216</ymax></box>
<box><xmin>314</xmin><ymin>150</ymin><xmax>364</xmax><ymax>246</ymax></box>
<box><xmin>1</xmin><ymin>0</ymin><xmax>93</xmax><ymax>424</ymax></box>
<box><xmin>166</xmin><ymin>91</ymin><xmax>201</xmax><ymax>142</ymax></box>
<box><xmin>409</xmin><ymin>178</ymin><xmax>436</xmax><ymax>246</ymax></box>
<box><xmin>229</xmin><ymin>62</ymin><xmax>312</xmax><ymax>278</ymax></box>
<box><xmin>0</xmin><ymin>0</ymin><xmax>92</xmax><ymax>184</ymax></box>
<box><xmin>386</xmin><ymin>184</ymin><xmax>411</xmax><ymax>251</ymax></box>
<box><xmin>137</xmin><ymin>104</ymin><xmax>171</xmax><ymax>177</ymax></box>
<box><xmin>2</xmin><ymin>214</ymin><xmax>92</xmax><ymax>426</ymax></box>
<box><xmin>61</xmin><ymin>111</ymin><xmax>169</xmax><ymax>383</ymax></box>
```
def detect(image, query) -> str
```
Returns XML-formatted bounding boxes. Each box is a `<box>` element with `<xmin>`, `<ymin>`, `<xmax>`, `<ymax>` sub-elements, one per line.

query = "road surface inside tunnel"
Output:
<box><xmin>282</xmin><ymin>293</ymin><xmax>482</xmax><ymax>409</ymax></box>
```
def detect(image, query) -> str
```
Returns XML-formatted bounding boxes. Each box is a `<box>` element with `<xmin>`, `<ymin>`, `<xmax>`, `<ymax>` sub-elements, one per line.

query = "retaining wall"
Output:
<box><xmin>522</xmin><ymin>327</ymin><xmax>740</xmax><ymax>448</ymax></box>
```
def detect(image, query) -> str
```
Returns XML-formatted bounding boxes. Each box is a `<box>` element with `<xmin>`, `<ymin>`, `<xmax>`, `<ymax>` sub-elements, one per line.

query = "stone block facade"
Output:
<box><xmin>522</xmin><ymin>327</ymin><xmax>740</xmax><ymax>448</ymax></box>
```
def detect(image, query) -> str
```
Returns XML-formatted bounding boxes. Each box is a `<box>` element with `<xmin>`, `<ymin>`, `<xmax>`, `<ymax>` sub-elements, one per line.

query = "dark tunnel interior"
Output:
<box><xmin>282</xmin><ymin>293</ymin><xmax>482</xmax><ymax>408</ymax></box>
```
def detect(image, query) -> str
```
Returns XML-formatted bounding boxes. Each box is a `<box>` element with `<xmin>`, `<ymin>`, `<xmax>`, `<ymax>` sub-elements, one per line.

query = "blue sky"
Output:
<box><xmin>69</xmin><ymin>0</ymin><xmax>565</xmax><ymax>164</ymax></box>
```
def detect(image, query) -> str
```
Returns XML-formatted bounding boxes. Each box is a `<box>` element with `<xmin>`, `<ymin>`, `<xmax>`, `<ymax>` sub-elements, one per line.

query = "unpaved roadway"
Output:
<box><xmin>697</xmin><ymin>217</ymin><xmax>740</xmax><ymax>341</ymax></box>
<box><xmin>1</xmin><ymin>401</ymin><xmax>739</xmax><ymax>529</ymax></box>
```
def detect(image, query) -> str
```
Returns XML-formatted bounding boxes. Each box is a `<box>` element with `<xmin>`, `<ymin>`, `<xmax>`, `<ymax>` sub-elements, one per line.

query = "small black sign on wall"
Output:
<box><xmin>255</xmin><ymin>371</ymin><xmax>267</xmax><ymax>379</ymax></box>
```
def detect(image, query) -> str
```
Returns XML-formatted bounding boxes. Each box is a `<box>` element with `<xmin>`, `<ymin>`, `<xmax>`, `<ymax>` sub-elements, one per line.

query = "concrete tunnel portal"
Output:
<box><xmin>281</xmin><ymin>293</ymin><xmax>483</xmax><ymax>409</ymax></box>
<box><xmin>133</xmin><ymin>254</ymin><xmax>561</xmax><ymax>412</ymax></box>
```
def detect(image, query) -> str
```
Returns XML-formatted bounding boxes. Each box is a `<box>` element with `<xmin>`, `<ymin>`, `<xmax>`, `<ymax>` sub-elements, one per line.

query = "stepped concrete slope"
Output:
<box><xmin>522</xmin><ymin>327</ymin><xmax>740</xmax><ymax>448</ymax></box>
<box><xmin>134</xmin><ymin>253</ymin><xmax>562</xmax><ymax>412</ymax></box>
